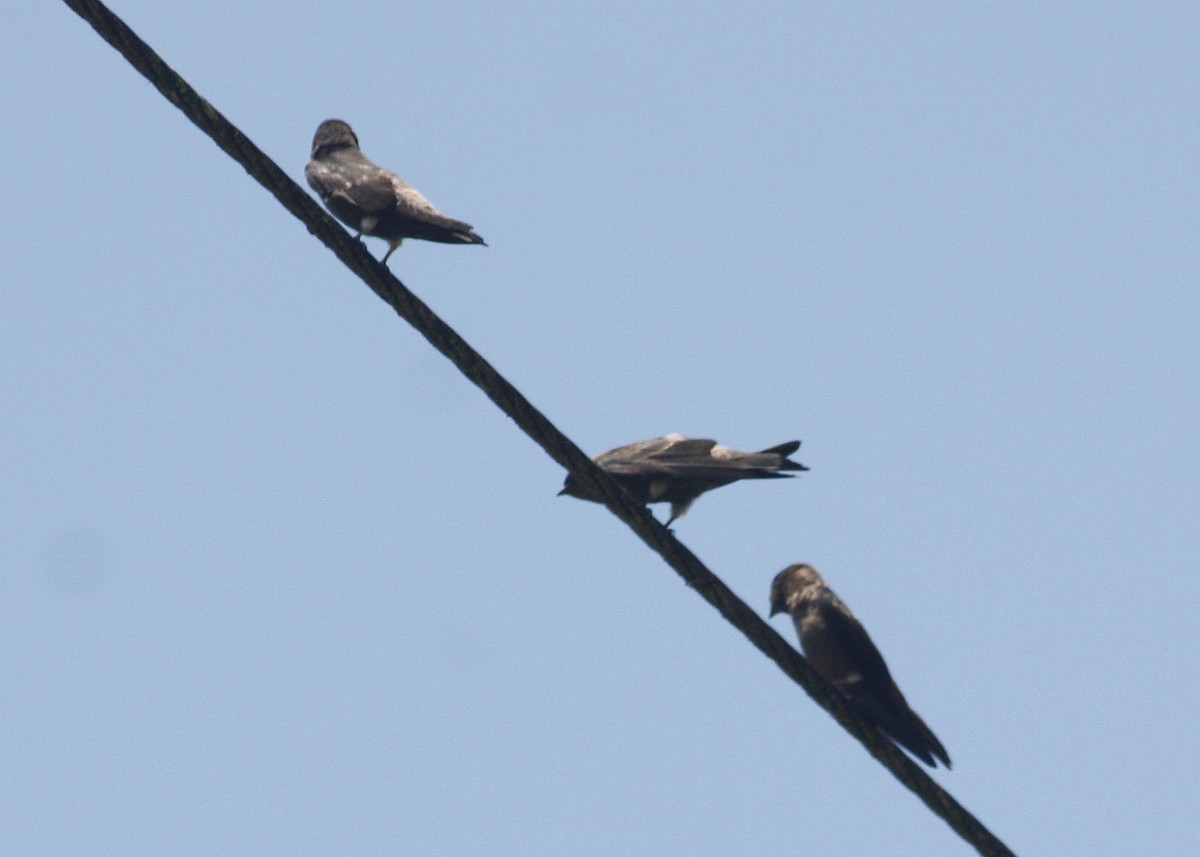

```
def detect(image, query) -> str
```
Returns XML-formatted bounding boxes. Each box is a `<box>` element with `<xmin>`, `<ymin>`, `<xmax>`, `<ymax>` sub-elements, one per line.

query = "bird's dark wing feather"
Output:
<box><xmin>815</xmin><ymin>595</ymin><xmax>896</xmax><ymax>690</ymax></box>
<box><xmin>305</xmin><ymin>163</ymin><xmax>399</xmax><ymax>231</ymax></box>
<box><xmin>384</xmin><ymin>181</ymin><xmax>484</xmax><ymax>243</ymax></box>
<box><xmin>593</xmin><ymin>436</ymin><xmax>794</xmax><ymax>482</ymax></box>
<box><xmin>817</xmin><ymin>596</ymin><xmax>950</xmax><ymax>768</ymax></box>
<box><xmin>592</xmin><ymin>438</ymin><xmax>677</xmax><ymax>469</ymax></box>
<box><xmin>655</xmin><ymin>464</ymin><xmax>795</xmax><ymax>482</ymax></box>
<box><xmin>592</xmin><ymin>434</ymin><xmax>796</xmax><ymax>480</ymax></box>
<box><xmin>334</xmin><ymin>173</ymin><xmax>400</xmax><ymax>216</ymax></box>
<box><xmin>650</xmin><ymin>439</ymin><xmax>797</xmax><ymax>477</ymax></box>
<box><xmin>598</xmin><ymin>460</ymin><xmax>665</xmax><ymax>477</ymax></box>
<box><xmin>391</xmin><ymin>203</ymin><xmax>479</xmax><ymax>235</ymax></box>
<box><xmin>648</xmin><ymin>438</ymin><xmax>719</xmax><ymax>459</ymax></box>
<box><xmin>650</xmin><ymin>454</ymin><xmax>795</xmax><ymax>481</ymax></box>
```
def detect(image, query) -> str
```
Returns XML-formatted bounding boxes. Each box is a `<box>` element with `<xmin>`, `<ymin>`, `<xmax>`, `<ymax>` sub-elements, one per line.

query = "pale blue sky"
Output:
<box><xmin>3</xmin><ymin>3</ymin><xmax>1198</xmax><ymax>855</ymax></box>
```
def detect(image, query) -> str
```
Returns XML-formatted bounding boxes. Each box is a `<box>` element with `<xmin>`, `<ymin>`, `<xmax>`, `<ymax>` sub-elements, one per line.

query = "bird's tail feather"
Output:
<box><xmin>759</xmin><ymin>441</ymin><xmax>808</xmax><ymax>472</ymax></box>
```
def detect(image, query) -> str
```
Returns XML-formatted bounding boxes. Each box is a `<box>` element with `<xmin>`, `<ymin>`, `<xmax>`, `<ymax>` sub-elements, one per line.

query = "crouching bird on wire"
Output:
<box><xmin>769</xmin><ymin>563</ymin><xmax>951</xmax><ymax>768</ymax></box>
<box><xmin>558</xmin><ymin>433</ymin><xmax>808</xmax><ymax>525</ymax></box>
<box><xmin>305</xmin><ymin>119</ymin><xmax>486</xmax><ymax>264</ymax></box>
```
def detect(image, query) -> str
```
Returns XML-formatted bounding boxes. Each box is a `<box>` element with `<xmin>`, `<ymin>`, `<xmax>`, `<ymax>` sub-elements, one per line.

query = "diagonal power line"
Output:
<box><xmin>59</xmin><ymin>2</ymin><xmax>1015</xmax><ymax>854</ymax></box>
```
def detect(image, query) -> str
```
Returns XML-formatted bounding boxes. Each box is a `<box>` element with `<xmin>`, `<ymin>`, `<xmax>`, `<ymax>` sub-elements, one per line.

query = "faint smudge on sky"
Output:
<box><xmin>38</xmin><ymin>528</ymin><xmax>115</xmax><ymax>596</ymax></box>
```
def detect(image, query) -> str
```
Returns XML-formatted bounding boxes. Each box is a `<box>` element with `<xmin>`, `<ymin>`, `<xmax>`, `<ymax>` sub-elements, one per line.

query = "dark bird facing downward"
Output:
<box><xmin>769</xmin><ymin>563</ymin><xmax>951</xmax><ymax>768</ymax></box>
<box><xmin>558</xmin><ymin>433</ymin><xmax>808</xmax><ymax>525</ymax></box>
<box><xmin>304</xmin><ymin>119</ymin><xmax>486</xmax><ymax>263</ymax></box>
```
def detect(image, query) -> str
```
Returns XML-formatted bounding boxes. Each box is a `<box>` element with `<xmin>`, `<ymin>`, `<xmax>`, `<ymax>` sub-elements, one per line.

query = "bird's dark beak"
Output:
<box><xmin>557</xmin><ymin>487</ymin><xmax>567</xmax><ymax>497</ymax></box>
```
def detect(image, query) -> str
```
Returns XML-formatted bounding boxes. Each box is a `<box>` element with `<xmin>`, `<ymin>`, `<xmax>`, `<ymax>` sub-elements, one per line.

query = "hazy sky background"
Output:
<box><xmin>4</xmin><ymin>3</ymin><xmax>1198</xmax><ymax>855</ymax></box>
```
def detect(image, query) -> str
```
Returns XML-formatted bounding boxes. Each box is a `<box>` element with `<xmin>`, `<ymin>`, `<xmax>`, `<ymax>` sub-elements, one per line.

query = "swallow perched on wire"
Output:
<box><xmin>769</xmin><ymin>563</ymin><xmax>951</xmax><ymax>768</ymax></box>
<box><xmin>304</xmin><ymin>119</ymin><xmax>486</xmax><ymax>263</ymax></box>
<box><xmin>558</xmin><ymin>433</ymin><xmax>807</xmax><ymax>525</ymax></box>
